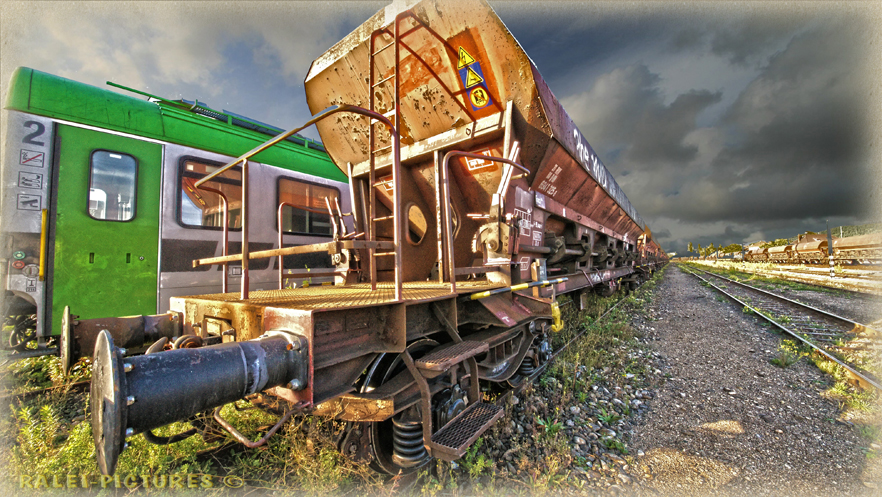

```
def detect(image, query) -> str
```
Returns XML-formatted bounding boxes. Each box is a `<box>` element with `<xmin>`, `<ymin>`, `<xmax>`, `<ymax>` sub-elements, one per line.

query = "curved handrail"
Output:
<box><xmin>440</xmin><ymin>150</ymin><xmax>530</xmax><ymax>292</ymax></box>
<box><xmin>197</xmin><ymin>185</ymin><xmax>229</xmax><ymax>293</ymax></box>
<box><xmin>192</xmin><ymin>104</ymin><xmax>401</xmax><ymax>300</ymax></box>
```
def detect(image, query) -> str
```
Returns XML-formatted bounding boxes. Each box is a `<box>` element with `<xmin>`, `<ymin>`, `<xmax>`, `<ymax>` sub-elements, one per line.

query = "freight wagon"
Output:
<box><xmin>58</xmin><ymin>0</ymin><xmax>666</xmax><ymax>476</ymax></box>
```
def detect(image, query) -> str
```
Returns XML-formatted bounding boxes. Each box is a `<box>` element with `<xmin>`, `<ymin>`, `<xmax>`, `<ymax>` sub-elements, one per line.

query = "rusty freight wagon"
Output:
<box><xmin>80</xmin><ymin>0</ymin><xmax>666</xmax><ymax>475</ymax></box>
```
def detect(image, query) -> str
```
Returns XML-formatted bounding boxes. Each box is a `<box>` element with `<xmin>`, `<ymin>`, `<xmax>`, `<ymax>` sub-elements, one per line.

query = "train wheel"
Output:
<box><xmin>362</xmin><ymin>339</ymin><xmax>437</xmax><ymax>475</ymax></box>
<box><xmin>506</xmin><ymin>332</ymin><xmax>551</xmax><ymax>388</ymax></box>
<box><xmin>8</xmin><ymin>314</ymin><xmax>37</xmax><ymax>351</ymax></box>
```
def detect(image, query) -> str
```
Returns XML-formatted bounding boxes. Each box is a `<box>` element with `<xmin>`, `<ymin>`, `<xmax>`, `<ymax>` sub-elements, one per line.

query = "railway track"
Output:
<box><xmin>680</xmin><ymin>264</ymin><xmax>882</xmax><ymax>391</ymax></box>
<box><xmin>0</xmin><ymin>380</ymin><xmax>89</xmax><ymax>406</ymax></box>
<box><xmin>693</xmin><ymin>260</ymin><xmax>882</xmax><ymax>295</ymax></box>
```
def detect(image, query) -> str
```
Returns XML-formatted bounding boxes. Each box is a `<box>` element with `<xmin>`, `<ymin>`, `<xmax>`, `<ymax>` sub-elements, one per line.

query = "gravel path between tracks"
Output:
<box><xmin>626</xmin><ymin>264</ymin><xmax>882</xmax><ymax>496</ymax></box>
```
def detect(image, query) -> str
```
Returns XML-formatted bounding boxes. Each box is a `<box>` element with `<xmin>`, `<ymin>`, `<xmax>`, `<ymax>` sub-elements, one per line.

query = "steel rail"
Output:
<box><xmin>679</xmin><ymin>265</ymin><xmax>881</xmax><ymax>391</ymax></box>
<box><xmin>0</xmin><ymin>380</ymin><xmax>90</xmax><ymax>406</ymax></box>
<box><xmin>691</xmin><ymin>267</ymin><xmax>879</xmax><ymax>337</ymax></box>
<box><xmin>495</xmin><ymin>267</ymin><xmax>656</xmax><ymax>404</ymax></box>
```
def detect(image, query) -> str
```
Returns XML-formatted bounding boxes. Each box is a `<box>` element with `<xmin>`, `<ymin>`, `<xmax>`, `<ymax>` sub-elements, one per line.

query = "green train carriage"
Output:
<box><xmin>1</xmin><ymin>67</ymin><xmax>350</xmax><ymax>351</ymax></box>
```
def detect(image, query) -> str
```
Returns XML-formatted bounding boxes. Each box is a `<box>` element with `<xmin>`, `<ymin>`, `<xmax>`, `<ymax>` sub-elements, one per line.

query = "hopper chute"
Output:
<box><xmin>304</xmin><ymin>0</ymin><xmax>645</xmax><ymax>240</ymax></box>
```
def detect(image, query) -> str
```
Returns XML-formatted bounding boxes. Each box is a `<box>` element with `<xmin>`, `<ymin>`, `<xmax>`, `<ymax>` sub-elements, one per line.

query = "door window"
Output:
<box><xmin>88</xmin><ymin>151</ymin><xmax>137</xmax><ymax>221</ymax></box>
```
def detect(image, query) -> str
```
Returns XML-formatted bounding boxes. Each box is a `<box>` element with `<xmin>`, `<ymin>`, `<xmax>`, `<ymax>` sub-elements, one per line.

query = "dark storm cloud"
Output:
<box><xmin>608</xmin><ymin>18</ymin><xmax>869</xmax><ymax>230</ymax></box>
<box><xmin>627</xmin><ymin>89</ymin><xmax>722</xmax><ymax>164</ymax></box>
<box><xmin>651</xmin><ymin>228</ymin><xmax>672</xmax><ymax>241</ymax></box>
<box><xmin>699</xmin><ymin>20</ymin><xmax>867</xmax><ymax>222</ymax></box>
<box><xmin>709</xmin><ymin>19</ymin><xmax>799</xmax><ymax>66</ymax></box>
<box><xmin>667</xmin><ymin>16</ymin><xmax>803</xmax><ymax>65</ymax></box>
<box><xmin>550</xmin><ymin>7</ymin><xmax>874</xmax><ymax>257</ymax></box>
<box><xmin>563</xmin><ymin>65</ymin><xmax>721</xmax><ymax>168</ymax></box>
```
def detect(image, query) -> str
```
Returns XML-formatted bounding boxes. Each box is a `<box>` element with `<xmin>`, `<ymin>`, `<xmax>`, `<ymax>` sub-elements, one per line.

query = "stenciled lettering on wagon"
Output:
<box><xmin>570</xmin><ymin>128</ymin><xmax>639</xmax><ymax>225</ymax></box>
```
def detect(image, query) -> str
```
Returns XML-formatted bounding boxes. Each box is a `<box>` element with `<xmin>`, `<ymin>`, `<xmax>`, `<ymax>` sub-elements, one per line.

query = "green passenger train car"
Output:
<box><xmin>1</xmin><ymin>67</ymin><xmax>351</xmax><ymax>349</ymax></box>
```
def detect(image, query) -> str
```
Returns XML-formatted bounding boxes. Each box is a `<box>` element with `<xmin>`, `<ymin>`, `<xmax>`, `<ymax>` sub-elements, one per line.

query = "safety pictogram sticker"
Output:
<box><xmin>18</xmin><ymin>171</ymin><xmax>43</xmax><ymax>189</ymax></box>
<box><xmin>463</xmin><ymin>66</ymin><xmax>483</xmax><ymax>88</ymax></box>
<box><xmin>457</xmin><ymin>47</ymin><xmax>477</xmax><ymax>69</ymax></box>
<box><xmin>20</xmin><ymin>150</ymin><xmax>44</xmax><ymax>167</ymax></box>
<box><xmin>17</xmin><ymin>194</ymin><xmax>41</xmax><ymax>211</ymax></box>
<box><xmin>456</xmin><ymin>47</ymin><xmax>493</xmax><ymax>111</ymax></box>
<box><xmin>469</xmin><ymin>87</ymin><xmax>490</xmax><ymax>109</ymax></box>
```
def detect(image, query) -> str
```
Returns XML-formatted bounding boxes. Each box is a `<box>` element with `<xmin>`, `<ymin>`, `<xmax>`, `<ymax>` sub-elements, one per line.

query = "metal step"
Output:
<box><xmin>414</xmin><ymin>340</ymin><xmax>488</xmax><ymax>372</ymax></box>
<box><xmin>430</xmin><ymin>402</ymin><xmax>503</xmax><ymax>460</ymax></box>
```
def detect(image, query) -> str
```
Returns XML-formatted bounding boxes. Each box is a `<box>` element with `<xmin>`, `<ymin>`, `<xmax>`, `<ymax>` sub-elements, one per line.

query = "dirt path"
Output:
<box><xmin>628</xmin><ymin>264</ymin><xmax>881</xmax><ymax>496</ymax></box>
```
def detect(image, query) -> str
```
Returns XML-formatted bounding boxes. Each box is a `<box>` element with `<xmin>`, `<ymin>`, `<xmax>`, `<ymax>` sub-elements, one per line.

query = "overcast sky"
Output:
<box><xmin>2</xmin><ymin>1</ymin><xmax>879</xmax><ymax>256</ymax></box>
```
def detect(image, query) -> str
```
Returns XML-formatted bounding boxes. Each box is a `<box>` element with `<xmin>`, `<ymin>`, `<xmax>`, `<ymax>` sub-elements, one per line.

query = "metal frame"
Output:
<box><xmin>193</xmin><ymin>104</ymin><xmax>403</xmax><ymax>301</ymax></box>
<box><xmin>439</xmin><ymin>150</ymin><xmax>529</xmax><ymax>292</ymax></box>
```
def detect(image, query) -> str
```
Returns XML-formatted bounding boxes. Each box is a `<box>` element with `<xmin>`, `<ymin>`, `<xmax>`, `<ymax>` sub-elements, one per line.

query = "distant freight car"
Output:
<box><xmin>1</xmin><ymin>68</ymin><xmax>351</xmax><ymax>351</ymax></box>
<box><xmin>742</xmin><ymin>232</ymin><xmax>882</xmax><ymax>264</ymax></box>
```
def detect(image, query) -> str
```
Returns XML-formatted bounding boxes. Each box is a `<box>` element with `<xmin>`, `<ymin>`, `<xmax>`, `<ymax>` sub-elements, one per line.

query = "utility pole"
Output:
<box><xmin>827</xmin><ymin>220</ymin><xmax>834</xmax><ymax>278</ymax></box>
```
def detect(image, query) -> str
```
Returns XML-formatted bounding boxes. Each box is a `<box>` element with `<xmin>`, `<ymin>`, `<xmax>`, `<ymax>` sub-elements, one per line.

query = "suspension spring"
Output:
<box><xmin>391</xmin><ymin>415</ymin><xmax>427</xmax><ymax>468</ymax></box>
<box><xmin>518</xmin><ymin>356</ymin><xmax>536</xmax><ymax>376</ymax></box>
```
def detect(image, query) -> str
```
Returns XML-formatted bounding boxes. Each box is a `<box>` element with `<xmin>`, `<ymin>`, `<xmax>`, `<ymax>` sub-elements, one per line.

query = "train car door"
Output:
<box><xmin>49</xmin><ymin>125</ymin><xmax>162</xmax><ymax>335</ymax></box>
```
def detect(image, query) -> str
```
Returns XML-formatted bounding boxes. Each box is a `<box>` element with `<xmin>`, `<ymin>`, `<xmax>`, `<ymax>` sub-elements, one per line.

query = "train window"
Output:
<box><xmin>277</xmin><ymin>178</ymin><xmax>340</xmax><ymax>236</ymax></box>
<box><xmin>179</xmin><ymin>159</ymin><xmax>242</xmax><ymax>230</ymax></box>
<box><xmin>88</xmin><ymin>151</ymin><xmax>137</xmax><ymax>221</ymax></box>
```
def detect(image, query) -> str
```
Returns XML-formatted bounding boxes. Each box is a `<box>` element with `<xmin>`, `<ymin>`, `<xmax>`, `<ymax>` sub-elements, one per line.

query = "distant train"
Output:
<box><xmin>742</xmin><ymin>232</ymin><xmax>882</xmax><ymax>264</ymax></box>
<box><xmin>1</xmin><ymin>67</ymin><xmax>351</xmax><ymax>350</ymax></box>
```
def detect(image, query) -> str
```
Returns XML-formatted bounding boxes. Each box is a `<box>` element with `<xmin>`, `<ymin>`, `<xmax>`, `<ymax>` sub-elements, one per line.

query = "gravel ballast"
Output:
<box><xmin>627</xmin><ymin>264</ymin><xmax>881</xmax><ymax>496</ymax></box>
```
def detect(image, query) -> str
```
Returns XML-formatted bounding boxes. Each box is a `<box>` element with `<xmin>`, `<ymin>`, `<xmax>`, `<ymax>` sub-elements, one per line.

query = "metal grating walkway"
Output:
<box><xmin>181</xmin><ymin>281</ymin><xmax>503</xmax><ymax>311</ymax></box>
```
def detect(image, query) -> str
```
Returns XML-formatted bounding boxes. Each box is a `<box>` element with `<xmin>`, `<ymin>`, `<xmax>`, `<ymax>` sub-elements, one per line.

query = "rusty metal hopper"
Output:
<box><xmin>305</xmin><ymin>0</ymin><xmax>645</xmax><ymax>242</ymax></box>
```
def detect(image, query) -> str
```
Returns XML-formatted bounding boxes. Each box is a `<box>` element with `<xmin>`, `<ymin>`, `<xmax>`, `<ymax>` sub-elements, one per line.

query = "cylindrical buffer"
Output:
<box><xmin>61</xmin><ymin>306</ymin><xmax>184</xmax><ymax>373</ymax></box>
<box><xmin>91</xmin><ymin>329</ymin><xmax>308</xmax><ymax>475</ymax></box>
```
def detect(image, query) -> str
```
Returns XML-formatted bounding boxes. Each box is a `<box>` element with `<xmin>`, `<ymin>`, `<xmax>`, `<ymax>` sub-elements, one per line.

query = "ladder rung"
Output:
<box><xmin>373</xmin><ymin>215</ymin><xmax>395</xmax><ymax>222</ymax></box>
<box><xmin>371</xmin><ymin>42</ymin><xmax>395</xmax><ymax>56</ymax></box>
<box><xmin>382</xmin><ymin>109</ymin><xmax>397</xmax><ymax>119</ymax></box>
<box><xmin>373</xmin><ymin>251</ymin><xmax>396</xmax><ymax>256</ymax></box>
<box><xmin>415</xmin><ymin>341</ymin><xmax>489</xmax><ymax>372</ymax></box>
<box><xmin>430</xmin><ymin>402</ymin><xmax>504</xmax><ymax>460</ymax></box>
<box><xmin>371</xmin><ymin>145</ymin><xmax>392</xmax><ymax>154</ymax></box>
<box><xmin>371</xmin><ymin>74</ymin><xmax>396</xmax><ymax>88</ymax></box>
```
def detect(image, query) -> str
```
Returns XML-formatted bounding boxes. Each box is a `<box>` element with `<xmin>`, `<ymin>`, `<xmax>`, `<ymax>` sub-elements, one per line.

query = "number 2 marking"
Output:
<box><xmin>22</xmin><ymin>121</ymin><xmax>46</xmax><ymax>146</ymax></box>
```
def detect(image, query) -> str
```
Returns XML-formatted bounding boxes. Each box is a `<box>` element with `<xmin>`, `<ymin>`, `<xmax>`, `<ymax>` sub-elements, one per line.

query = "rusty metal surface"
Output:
<box><xmin>833</xmin><ymin>233</ymin><xmax>882</xmax><ymax>250</ymax></box>
<box><xmin>796</xmin><ymin>239</ymin><xmax>826</xmax><ymax>252</ymax></box>
<box><xmin>304</xmin><ymin>0</ymin><xmax>645</xmax><ymax>236</ymax></box>
<box><xmin>177</xmin><ymin>281</ymin><xmax>501</xmax><ymax>311</ymax></box>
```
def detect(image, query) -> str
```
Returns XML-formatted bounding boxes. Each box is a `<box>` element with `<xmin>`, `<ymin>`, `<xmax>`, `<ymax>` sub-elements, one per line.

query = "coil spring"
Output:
<box><xmin>518</xmin><ymin>357</ymin><xmax>536</xmax><ymax>377</ymax></box>
<box><xmin>391</xmin><ymin>416</ymin><xmax>426</xmax><ymax>468</ymax></box>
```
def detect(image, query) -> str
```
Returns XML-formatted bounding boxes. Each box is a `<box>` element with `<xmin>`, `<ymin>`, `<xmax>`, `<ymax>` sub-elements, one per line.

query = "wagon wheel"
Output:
<box><xmin>506</xmin><ymin>331</ymin><xmax>550</xmax><ymax>388</ymax></box>
<box><xmin>8</xmin><ymin>314</ymin><xmax>37</xmax><ymax>351</ymax></box>
<box><xmin>362</xmin><ymin>339</ymin><xmax>438</xmax><ymax>475</ymax></box>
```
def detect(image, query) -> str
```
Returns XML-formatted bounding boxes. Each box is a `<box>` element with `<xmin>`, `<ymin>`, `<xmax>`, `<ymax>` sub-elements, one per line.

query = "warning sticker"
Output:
<box><xmin>464</xmin><ymin>66</ymin><xmax>483</xmax><ymax>88</ymax></box>
<box><xmin>464</xmin><ymin>148</ymin><xmax>495</xmax><ymax>171</ymax></box>
<box><xmin>469</xmin><ymin>87</ymin><xmax>490</xmax><ymax>109</ymax></box>
<box><xmin>20</xmin><ymin>150</ymin><xmax>44</xmax><ymax>167</ymax></box>
<box><xmin>459</xmin><ymin>61</ymin><xmax>486</xmax><ymax>89</ymax></box>
<box><xmin>17</xmin><ymin>194</ymin><xmax>41</xmax><ymax>211</ymax></box>
<box><xmin>18</xmin><ymin>171</ymin><xmax>43</xmax><ymax>189</ymax></box>
<box><xmin>457</xmin><ymin>47</ymin><xmax>476</xmax><ymax>69</ymax></box>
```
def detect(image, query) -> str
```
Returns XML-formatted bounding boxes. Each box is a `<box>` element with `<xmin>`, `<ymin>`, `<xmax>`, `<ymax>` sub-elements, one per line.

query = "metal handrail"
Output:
<box><xmin>277</xmin><ymin>200</ymin><xmax>343</xmax><ymax>289</ymax></box>
<box><xmin>440</xmin><ymin>150</ymin><xmax>529</xmax><ymax>293</ymax></box>
<box><xmin>197</xmin><ymin>185</ymin><xmax>229</xmax><ymax>293</ymax></box>
<box><xmin>192</xmin><ymin>104</ymin><xmax>401</xmax><ymax>300</ymax></box>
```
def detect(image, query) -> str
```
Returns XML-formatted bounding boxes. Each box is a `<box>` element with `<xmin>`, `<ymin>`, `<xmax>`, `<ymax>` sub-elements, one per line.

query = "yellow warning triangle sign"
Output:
<box><xmin>458</xmin><ymin>47</ymin><xmax>476</xmax><ymax>69</ymax></box>
<box><xmin>464</xmin><ymin>66</ymin><xmax>484</xmax><ymax>88</ymax></box>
